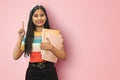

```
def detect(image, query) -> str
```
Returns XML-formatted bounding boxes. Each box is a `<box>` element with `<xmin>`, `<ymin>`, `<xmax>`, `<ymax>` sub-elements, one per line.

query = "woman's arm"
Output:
<box><xmin>13</xmin><ymin>22</ymin><xmax>25</xmax><ymax>60</ymax></box>
<box><xmin>40</xmin><ymin>38</ymin><xmax>66</xmax><ymax>60</ymax></box>
<box><xmin>50</xmin><ymin>46</ymin><xmax>66</xmax><ymax>60</ymax></box>
<box><xmin>13</xmin><ymin>36</ymin><xmax>24</xmax><ymax>60</ymax></box>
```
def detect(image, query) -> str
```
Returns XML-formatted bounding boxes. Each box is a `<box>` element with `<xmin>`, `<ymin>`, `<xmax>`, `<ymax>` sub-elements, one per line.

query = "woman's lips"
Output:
<box><xmin>37</xmin><ymin>21</ymin><xmax>43</xmax><ymax>24</ymax></box>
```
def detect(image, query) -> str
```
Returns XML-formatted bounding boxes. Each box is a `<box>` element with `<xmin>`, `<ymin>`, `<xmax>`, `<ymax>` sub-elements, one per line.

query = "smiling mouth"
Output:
<box><xmin>37</xmin><ymin>20</ymin><xmax>43</xmax><ymax>24</ymax></box>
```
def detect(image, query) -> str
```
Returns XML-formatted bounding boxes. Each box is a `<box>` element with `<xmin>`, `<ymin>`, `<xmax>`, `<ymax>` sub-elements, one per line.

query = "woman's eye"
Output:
<box><xmin>33</xmin><ymin>14</ymin><xmax>45</xmax><ymax>17</ymax></box>
<box><xmin>40</xmin><ymin>14</ymin><xmax>44</xmax><ymax>17</ymax></box>
<box><xmin>34</xmin><ymin>15</ymin><xmax>38</xmax><ymax>17</ymax></box>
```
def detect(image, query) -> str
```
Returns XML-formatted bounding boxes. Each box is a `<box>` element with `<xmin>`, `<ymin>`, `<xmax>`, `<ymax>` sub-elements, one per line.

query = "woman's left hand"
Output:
<box><xmin>40</xmin><ymin>38</ymin><xmax>53</xmax><ymax>51</ymax></box>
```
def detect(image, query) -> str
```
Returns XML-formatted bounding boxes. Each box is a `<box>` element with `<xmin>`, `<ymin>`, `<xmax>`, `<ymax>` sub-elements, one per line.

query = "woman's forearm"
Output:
<box><xmin>50</xmin><ymin>46</ymin><xmax>66</xmax><ymax>60</ymax></box>
<box><xmin>13</xmin><ymin>36</ymin><xmax>24</xmax><ymax>60</ymax></box>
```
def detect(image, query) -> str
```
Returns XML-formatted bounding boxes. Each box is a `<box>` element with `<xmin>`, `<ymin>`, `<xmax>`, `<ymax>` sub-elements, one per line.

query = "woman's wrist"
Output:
<box><xmin>18</xmin><ymin>35</ymin><xmax>24</xmax><ymax>41</ymax></box>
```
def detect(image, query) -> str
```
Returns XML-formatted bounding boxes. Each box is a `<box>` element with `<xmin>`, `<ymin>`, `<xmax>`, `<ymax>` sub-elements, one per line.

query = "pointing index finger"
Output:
<box><xmin>22</xmin><ymin>21</ymin><xmax>24</xmax><ymax>28</ymax></box>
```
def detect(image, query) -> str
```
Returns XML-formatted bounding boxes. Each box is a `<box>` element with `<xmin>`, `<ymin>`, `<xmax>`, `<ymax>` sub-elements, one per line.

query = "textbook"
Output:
<box><xmin>41</xmin><ymin>29</ymin><xmax>63</xmax><ymax>63</ymax></box>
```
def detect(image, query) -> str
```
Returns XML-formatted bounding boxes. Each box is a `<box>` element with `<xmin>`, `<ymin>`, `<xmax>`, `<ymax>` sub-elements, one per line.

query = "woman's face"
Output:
<box><xmin>32</xmin><ymin>9</ymin><xmax>47</xmax><ymax>27</ymax></box>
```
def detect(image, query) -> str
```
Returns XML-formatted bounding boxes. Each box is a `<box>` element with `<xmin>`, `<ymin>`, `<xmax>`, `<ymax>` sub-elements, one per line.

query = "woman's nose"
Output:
<box><xmin>38</xmin><ymin>15</ymin><xmax>42</xmax><ymax>19</ymax></box>
<box><xmin>38</xmin><ymin>16</ymin><xmax>41</xmax><ymax>19</ymax></box>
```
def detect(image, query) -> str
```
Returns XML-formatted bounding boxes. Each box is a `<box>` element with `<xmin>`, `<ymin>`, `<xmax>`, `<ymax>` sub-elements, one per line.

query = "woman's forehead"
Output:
<box><xmin>33</xmin><ymin>9</ymin><xmax>44</xmax><ymax>14</ymax></box>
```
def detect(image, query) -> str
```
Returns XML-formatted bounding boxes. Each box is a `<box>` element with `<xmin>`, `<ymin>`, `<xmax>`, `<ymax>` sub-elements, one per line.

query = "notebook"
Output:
<box><xmin>41</xmin><ymin>29</ymin><xmax>63</xmax><ymax>63</ymax></box>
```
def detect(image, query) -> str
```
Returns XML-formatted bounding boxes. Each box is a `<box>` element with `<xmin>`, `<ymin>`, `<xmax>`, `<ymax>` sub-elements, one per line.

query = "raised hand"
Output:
<box><xmin>18</xmin><ymin>21</ymin><xmax>25</xmax><ymax>37</ymax></box>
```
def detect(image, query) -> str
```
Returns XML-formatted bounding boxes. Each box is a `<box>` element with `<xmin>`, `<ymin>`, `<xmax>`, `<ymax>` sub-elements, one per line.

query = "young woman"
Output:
<box><xmin>13</xmin><ymin>5</ymin><xmax>66</xmax><ymax>80</ymax></box>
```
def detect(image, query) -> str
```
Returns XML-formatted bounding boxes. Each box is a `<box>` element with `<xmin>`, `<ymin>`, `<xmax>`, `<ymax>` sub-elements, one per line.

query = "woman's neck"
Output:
<box><xmin>35</xmin><ymin>26</ymin><xmax>44</xmax><ymax>32</ymax></box>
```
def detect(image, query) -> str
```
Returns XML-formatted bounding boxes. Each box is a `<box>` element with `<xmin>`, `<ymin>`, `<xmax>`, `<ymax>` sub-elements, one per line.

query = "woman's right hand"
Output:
<box><xmin>18</xmin><ymin>21</ymin><xmax>25</xmax><ymax>37</ymax></box>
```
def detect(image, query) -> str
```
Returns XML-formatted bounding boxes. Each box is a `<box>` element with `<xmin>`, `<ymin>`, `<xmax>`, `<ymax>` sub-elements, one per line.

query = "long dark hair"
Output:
<box><xmin>24</xmin><ymin>5</ymin><xmax>50</xmax><ymax>56</ymax></box>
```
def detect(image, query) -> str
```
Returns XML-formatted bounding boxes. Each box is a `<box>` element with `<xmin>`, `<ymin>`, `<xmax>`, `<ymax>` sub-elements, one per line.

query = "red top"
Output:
<box><xmin>30</xmin><ymin>52</ymin><xmax>46</xmax><ymax>63</ymax></box>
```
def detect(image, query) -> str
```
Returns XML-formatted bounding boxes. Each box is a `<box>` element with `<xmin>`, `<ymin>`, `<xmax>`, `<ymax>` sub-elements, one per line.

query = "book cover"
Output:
<box><xmin>41</xmin><ymin>29</ymin><xmax>63</xmax><ymax>63</ymax></box>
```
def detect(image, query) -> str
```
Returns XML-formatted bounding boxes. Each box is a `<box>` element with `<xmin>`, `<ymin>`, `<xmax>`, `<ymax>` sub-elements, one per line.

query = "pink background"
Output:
<box><xmin>0</xmin><ymin>0</ymin><xmax>120</xmax><ymax>80</ymax></box>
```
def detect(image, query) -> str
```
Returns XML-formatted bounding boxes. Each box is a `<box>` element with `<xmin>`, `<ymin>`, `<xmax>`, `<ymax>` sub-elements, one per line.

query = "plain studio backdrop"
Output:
<box><xmin>0</xmin><ymin>0</ymin><xmax>120</xmax><ymax>80</ymax></box>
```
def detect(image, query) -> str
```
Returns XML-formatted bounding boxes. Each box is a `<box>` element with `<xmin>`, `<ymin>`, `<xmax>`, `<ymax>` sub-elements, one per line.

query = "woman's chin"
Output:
<box><xmin>36</xmin><ymin>24</ymin><xmax>44</xmax><ymax>27</ymax></box>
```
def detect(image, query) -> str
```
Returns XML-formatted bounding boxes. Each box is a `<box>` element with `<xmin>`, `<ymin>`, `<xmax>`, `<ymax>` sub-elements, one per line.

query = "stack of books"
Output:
<box><xmin>41</xmin><ymin>29</ymin><xmax>63</xmax><ymax>63</ymax></box>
